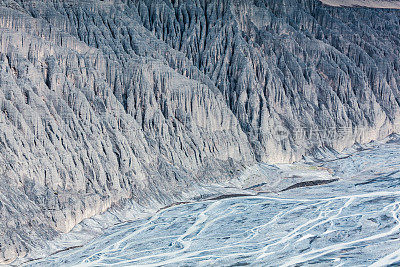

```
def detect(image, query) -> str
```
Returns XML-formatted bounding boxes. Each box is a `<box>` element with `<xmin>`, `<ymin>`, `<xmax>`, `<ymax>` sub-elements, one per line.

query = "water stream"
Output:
<box><xmin>27</xmin><ymin>138</ymin><xmax>400</xmax><ymax>266</ymax></box>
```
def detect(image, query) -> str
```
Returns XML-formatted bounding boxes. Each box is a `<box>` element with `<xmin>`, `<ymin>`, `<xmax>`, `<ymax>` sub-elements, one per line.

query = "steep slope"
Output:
<box><xmin>0</xmin><ymin>0</ymin><xmax>399</xmax><ymax>263</ymax></box>
<box><xmin>0</xmin><ymin>1</ymin><xmax>254</xmax><ymax>263</ymax></box>
<box><xmin>134</xmin><ymin>0</ymin><xmax>400</xmax><ymax>161</ymax></box>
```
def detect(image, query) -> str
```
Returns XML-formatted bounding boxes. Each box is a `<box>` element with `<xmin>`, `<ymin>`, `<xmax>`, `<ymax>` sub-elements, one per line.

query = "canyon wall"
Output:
<box><xmin>0</xmin><ymin>0</ymin><xmax>400</xmax><ymax>263</ymax></box>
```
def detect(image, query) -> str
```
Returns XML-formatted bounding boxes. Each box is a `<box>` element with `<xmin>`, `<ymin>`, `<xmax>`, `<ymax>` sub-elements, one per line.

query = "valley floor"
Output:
<box><xmin>20</xmin><ymin>135</ymin><xmax>400</xmax><ymax>266</ymax></box>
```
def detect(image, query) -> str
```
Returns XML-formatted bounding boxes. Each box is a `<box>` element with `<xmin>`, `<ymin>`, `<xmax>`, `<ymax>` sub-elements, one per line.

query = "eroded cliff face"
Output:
<box><xmin>0</xmin><ymin>0</ymin><xmax>399</xmax><ymax>263</ymax></box>
<box><xmin>133</xmin><ymin>0</ymin><xmax>400</xmax><ymax>162</ymax></box>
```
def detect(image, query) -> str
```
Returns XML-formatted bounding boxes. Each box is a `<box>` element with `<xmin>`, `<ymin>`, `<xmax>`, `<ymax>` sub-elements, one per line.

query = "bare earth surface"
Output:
<box><xmin>321</xmin><ymin>0</ymin><xmax>400</xmax><ymax>8</ymax></box>
<box><xmin>25</xmin><ymin>136</ymin><xmax>400</xmax><ymax>266</ymax></box>
<box><xmin>1</xmin><ymin>0</ymin><xmax>400</xmax><ymax>263</ymax></box>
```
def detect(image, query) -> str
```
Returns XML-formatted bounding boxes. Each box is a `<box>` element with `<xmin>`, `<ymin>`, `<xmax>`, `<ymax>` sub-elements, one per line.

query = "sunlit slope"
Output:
<box><xmin>321</xmin><ymin>0</ymin><xmax>400</xmax><ymax>8</ymax></box>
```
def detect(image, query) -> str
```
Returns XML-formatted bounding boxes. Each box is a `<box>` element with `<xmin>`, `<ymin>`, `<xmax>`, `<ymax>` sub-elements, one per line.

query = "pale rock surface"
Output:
<box><xmin>0</xmin><ymin>0</ymin><xmax>399</xmax><ymax>263</ymax></box>
<box><xmin>321</xmin><ymin>0</ymin><xmax>400</xmax><ymax>9</ymax></box>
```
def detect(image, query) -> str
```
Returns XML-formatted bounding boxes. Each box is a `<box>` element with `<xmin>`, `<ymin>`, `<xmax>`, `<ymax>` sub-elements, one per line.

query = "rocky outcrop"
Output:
<box><xmin>0</xmin><ymin>0</ymin><xmax>399</xmax><ymax>263</ymax></box>
<box><xmin>133</xmin><ymin>0</ymin><xmax>400</xmax><ymax>162</ymax></box>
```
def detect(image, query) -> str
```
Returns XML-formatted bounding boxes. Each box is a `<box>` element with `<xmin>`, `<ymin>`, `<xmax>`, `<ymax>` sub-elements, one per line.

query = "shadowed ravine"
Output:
<box><xmin>24</xmin><ymin>137</ymin><xmax>400</xmax><ymax>266</ymax></box>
